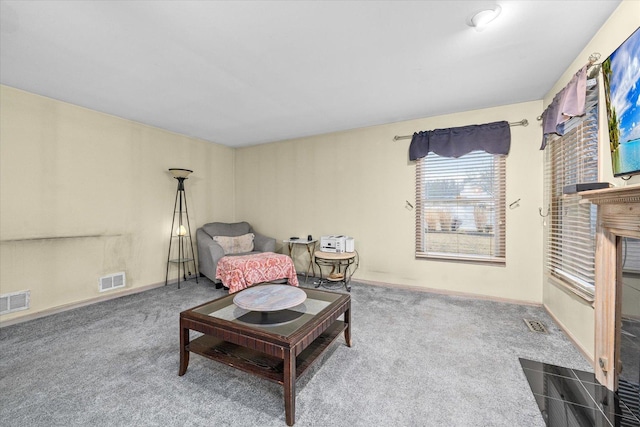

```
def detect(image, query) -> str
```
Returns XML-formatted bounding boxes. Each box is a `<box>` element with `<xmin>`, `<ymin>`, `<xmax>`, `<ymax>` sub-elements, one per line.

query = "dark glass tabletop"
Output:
<box><xmin>191</xmin><ymin>285</ymin><xmax>344</xmax><ymax>337</ymax></box>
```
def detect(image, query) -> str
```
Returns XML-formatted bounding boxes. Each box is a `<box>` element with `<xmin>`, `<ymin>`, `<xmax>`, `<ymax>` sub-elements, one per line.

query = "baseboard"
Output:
<box><xmin>0</xmin><ymin>281</ymin><xmax>166</xmax><ymax>328</ymax></box>
<box><xmin>355</xmin><ymin>277</ymin><xmax>542</xmax><ymax>307</ymax></box>
<box><xmin>543</xmin><ymin>304</ymin><xmax>595</xmax><ymax>366</ymax></box>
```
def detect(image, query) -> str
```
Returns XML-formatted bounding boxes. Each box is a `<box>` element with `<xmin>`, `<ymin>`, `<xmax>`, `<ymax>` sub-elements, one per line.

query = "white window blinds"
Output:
<box><xmin>543</xmin><ymin>80</ymin><xmax>599</xmax><ymax>299</ymax></box>
<box><xmin>415</xmin><ymin>150</ymin><xmax>506</xmax><ymax>264</ymax></box>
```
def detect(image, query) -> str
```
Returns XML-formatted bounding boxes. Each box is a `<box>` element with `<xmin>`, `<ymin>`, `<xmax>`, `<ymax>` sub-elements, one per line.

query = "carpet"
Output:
<box><xmin>0</xmin><ymin>277</ymin><xmax>592</xmax><ymax>426</ymax></box>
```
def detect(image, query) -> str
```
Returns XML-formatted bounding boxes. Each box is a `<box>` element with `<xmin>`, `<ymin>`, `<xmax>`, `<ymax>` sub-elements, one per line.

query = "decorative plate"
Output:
<box><xmin>233</xmin><ymin>285</ymin><xmax>307</xmax><ymax>312</ymax></box>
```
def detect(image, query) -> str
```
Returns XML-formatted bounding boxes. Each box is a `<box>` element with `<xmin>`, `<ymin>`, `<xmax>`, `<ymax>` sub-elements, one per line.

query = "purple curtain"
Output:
<box><xmin>539</xmin><ymin>65</ymin><xmax>588</xmax><ymax>150</ymax></box>
<box><xmin>409</xmin><ymin>120</ymin><xmax>511</xmax><ymax>160</ymax></box>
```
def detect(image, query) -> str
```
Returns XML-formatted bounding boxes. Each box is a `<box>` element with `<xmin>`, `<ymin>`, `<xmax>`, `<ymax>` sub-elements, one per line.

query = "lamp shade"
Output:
<box><xmin>168</xmin><ymin>168</ymin><xmax>193</xmax><ymax>179</ymax></box>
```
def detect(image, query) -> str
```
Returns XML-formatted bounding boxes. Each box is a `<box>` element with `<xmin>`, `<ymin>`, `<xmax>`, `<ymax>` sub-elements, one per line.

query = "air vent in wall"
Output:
<box><xmin>0</xmin><ymin>290</ymin><xmax>30</xmax><ymax>315</ymax></box>
<box><xmin>99</xmin><ymin>272</ymin><xmax>126</xmax><ymax>292</ymax></box>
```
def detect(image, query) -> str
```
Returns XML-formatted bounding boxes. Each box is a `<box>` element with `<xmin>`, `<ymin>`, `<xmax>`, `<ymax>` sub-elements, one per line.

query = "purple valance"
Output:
<box><xmin>539</xmin><ymin>65</ymin><xmax>587</xmax><ymax>150</ymax></box>
<box><xmin>409</xmin><ymin>120</ymin><xmax>511</xmax><ymax>160</ymax></box>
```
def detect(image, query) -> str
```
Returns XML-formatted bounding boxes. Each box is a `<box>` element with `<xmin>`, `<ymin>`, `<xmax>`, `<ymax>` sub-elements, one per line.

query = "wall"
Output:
<box><xmin>0</xmin><ymin>85</ymin><xmax>235</xmax><ymax>323</ymax></box>
<box><xmin>541</xmin><ymin>0</ymin><xmax>640</xmax><ymax>361</ymax></box>
<box><xmin>3</xmin><ymin>2</ymin><xmax>634</xmax><ymax>335</ymax></box>
<box><xmin>235</xmin><ymin>100</ymin><xmax>544</xmax><ymax>303</ymax></box>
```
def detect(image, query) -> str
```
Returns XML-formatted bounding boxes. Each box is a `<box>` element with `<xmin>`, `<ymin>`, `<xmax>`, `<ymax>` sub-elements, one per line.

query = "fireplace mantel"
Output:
<box><xmin>580</xmin><ymin>184</ymin><xmax>640</xmax><ymax>390</ymax></box>
<box><xmin>581</xmin><ymin>184</ymin><xmax>640</xmax><ymax>205</ymax></box>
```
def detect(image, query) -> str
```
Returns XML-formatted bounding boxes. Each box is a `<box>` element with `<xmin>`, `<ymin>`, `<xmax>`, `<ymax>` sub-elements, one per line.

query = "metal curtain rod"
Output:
<box><xmin>393</xmin><ymin>119</ymin><xmax>529</xmax><ymax>141</ymax></box>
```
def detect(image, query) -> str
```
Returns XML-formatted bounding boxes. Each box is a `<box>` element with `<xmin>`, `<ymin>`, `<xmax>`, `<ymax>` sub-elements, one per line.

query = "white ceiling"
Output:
<box><xmin>0</xmin><ymin>0</ymin><xmax>621</xmax><ymax>147</ymax></box>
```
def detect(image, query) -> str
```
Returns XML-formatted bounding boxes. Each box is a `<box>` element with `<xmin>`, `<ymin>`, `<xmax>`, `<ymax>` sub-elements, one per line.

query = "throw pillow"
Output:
<box><xmin>213</xmin><ymin>233</ymin><xmax>255</xmax><ymax>254</ymax></box>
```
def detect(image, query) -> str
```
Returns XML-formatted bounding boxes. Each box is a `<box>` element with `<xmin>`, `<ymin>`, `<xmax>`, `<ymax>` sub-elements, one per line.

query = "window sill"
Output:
<box><xmin>546</xmin><ymin>273</ymin><xmax>595</xmax><ymax>305</ymax></box>
<box><xmin>425</xmin><ymin>229</ymin><xmax>495</xmax><ymax>237</ymax></box>
<box><xmin>416</xmin><ymin>252</ymin><xmax>505</xmax><ymax>266</ymax></box>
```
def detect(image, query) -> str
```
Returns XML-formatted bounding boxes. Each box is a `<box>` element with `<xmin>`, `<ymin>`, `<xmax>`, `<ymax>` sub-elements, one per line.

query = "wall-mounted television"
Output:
<box><xmin>602</xmin><ymin>27</ymin><xmax>640</xmax><ymax>177</ymax></box>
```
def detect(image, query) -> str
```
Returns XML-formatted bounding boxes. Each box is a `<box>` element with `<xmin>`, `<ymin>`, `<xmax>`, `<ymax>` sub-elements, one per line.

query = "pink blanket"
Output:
<box><xmin>216</xmin><ymin>252</ymin><xmax>299</xmax><ymax>294</ymax></box>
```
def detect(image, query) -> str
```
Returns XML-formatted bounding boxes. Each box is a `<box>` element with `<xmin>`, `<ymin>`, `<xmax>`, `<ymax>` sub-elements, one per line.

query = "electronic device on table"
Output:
<box><xmin>320</xmin><ymin>235</ymin><xmax>355</xmax><ymax>253</ymax></box>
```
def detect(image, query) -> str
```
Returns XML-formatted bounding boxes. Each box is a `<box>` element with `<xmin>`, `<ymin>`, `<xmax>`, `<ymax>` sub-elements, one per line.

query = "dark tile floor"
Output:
<box><xmin>521</xmin><ymin>358</ymin><xmax>640</xmax><ymax>427</ymax></box>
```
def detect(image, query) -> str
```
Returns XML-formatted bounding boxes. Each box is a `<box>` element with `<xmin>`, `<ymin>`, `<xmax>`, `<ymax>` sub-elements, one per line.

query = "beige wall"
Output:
<box><xmin>541</xmin><ymin>0</ymin><xmax>640</xmax><ymax>361</ymax></box>
<box><xmin>0</xmin><ymin>85</ymin><xmax>235</xmax><ymax>323</ymax></box>
<box><xmin>2</xmin><ymin>2</ymin><xmax>635</xmax><ymax>346</ymax></box>
<box><xmin>236</xmin><ymin>100</ymin><xmax>544</xmax><ymax>303</ymax></box>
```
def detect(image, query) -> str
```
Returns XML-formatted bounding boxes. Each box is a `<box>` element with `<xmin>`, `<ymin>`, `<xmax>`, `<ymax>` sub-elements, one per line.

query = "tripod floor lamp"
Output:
<box><xmin>165</xmin><ymin>168</ymin><xmax>198</xmax><ymax>289</ymax></box>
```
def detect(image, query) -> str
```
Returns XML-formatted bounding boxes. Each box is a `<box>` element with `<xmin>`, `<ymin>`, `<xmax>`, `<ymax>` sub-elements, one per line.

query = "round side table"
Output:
<box><xmin>313</xmin><ymin>251</ymin><xmax>357</xmax><ymax>292</ymax></box>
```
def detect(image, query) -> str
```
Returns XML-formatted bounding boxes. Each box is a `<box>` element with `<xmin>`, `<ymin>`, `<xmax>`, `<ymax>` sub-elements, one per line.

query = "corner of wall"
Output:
<box><xmin>540</xmin><ymin>0</ymin><xmax>637</xmax><ymax>363</ymax></box>
<box><xmin>231</xmin><ymin>146</ymin><xmax>238</xmax><ymax>222</ymax></box>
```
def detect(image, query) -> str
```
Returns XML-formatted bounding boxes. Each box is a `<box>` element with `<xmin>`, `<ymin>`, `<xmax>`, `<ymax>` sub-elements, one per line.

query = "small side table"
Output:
<box><xmin>314</xmin><ymin>251</ymin><xmax>357</xmax><ymax>292</ymax></box>
<box><xmin>283</xmin><ymin>238</ymin><xmax>317</xmax><ymax>282</ymax></box>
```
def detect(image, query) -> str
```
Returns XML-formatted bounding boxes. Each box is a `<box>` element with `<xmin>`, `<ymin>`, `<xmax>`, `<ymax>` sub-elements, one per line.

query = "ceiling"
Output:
<box><xmin>0</xmin><ymin>1</ymin><xmax>621</xmax><ymax>147</ymax></box>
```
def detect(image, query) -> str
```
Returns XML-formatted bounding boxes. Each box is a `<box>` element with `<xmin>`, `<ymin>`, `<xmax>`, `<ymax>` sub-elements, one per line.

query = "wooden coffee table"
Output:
<box><xmin>179</xmin><ymin>285</ymin><xmax>351</xmax><ymax>426</ymax></box>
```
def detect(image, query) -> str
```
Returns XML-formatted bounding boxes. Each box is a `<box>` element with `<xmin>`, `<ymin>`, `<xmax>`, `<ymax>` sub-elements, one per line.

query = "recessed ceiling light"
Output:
<box><xmin>467</xmin><ymin>5</ymin><xmax>502</xmax><ymax>31</ymax></box>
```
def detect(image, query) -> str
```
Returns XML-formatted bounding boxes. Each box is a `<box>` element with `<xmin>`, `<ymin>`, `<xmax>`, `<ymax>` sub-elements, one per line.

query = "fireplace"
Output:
<box><xmin>581</xmin><ymin>185</ymin><xmax>640</xmax><ymax>394</ymax></box>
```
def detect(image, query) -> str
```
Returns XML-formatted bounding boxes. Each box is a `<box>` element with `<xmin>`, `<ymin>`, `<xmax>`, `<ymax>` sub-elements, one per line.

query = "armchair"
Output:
<box><xmin>197</xmin><ymin>221</ymin><xmax>276</xmax><ymax>286</ymax></box>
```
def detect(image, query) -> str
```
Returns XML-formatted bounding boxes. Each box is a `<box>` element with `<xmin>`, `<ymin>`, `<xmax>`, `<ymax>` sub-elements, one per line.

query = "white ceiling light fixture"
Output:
<box><xmin>467</xmin><ymin>5</ymin><xmax>502</xmax><ymax>31</ymax></box>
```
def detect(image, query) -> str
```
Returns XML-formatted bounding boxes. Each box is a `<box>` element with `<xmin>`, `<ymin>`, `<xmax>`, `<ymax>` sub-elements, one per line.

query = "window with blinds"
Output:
<box><xmin>543</xmin><ymin>80</ymin><xmax>599</xmax><ymax>299</ymax></box>
<box><xmin>415</xmin><ymin>150</ymin><xmax>506</xmax><ymax>264</ymax></box>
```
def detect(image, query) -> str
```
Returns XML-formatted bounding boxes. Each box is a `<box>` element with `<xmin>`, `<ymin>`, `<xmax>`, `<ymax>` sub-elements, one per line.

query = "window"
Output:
<box><xmin>543</xmin><ymin>81</ymin><xmax>599</xmax><ymax>300</ymax></box>
<box><xmin>415</xmin><ymin>150</ymin><xmax>506</xmax><ymax>264</ymax></box>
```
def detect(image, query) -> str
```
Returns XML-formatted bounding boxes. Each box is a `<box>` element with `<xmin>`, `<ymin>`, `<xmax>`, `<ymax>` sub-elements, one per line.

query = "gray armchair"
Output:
<box><xmin>197</xmin><ymin>221</ymin><xmax>276</xmax><ymax>287</ymax></box>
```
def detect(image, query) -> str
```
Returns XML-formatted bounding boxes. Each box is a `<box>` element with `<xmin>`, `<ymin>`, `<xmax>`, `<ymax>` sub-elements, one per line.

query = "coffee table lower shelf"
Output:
<box><xmin>187</xmin><ymin>320</ymin><xmax>347</xmax><ymax>384</ymax></box>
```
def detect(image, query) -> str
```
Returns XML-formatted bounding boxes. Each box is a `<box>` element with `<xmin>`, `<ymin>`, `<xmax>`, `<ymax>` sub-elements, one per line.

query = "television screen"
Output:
<box><xmin>602</xmin><ymin>27</ymin><xmax>640</xmax><ymax>177</ymax></box>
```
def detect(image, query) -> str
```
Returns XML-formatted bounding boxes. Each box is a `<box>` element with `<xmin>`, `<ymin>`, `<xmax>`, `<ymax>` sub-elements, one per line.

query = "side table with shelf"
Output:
<box><xmin>314</xmin><ymin>251</ymin><xmax>357</xmax><ymax>292</ymax></box>
<box><xmin>283</xmin><ymin>238</ymin><xmax>317</xmax><ymax>283</ymax></box>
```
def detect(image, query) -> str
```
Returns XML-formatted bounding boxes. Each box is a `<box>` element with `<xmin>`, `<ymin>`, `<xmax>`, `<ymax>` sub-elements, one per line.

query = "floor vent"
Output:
<box><xmin>618</xmin><ymin>379</ymin><xmax>640</xmax><ymax>426</ymax></box>
<box><xmin>0</xmin><ymin>290</ymin><xmax>31</xmax><ymax>315</ymax></box>
<box><xmin>523</xmin><ymin>319</ymin><xmax>548</xmax><ymax>333</ymax></box>
<box><xmin>99</xmin><ymin>272</ymin><xmax>126</xmax><ymax>292</ymax></box>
